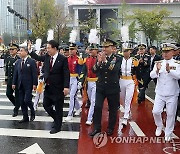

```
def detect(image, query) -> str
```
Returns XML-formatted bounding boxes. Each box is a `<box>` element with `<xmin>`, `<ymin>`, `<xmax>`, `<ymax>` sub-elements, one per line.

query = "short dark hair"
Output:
<box><xmin>47</xmin><ymin>40</ymin><xmax>59</xmax><ymax>49</ymax></box>
<box><xmin>20</xmin><ymin>47</ymin><xmax>28</xmax><ymax>52</ymax></box>
<box><xmin>150</xmin><ymin>46</ymin><xmax>157</xmax><ymax>50</ymax></box>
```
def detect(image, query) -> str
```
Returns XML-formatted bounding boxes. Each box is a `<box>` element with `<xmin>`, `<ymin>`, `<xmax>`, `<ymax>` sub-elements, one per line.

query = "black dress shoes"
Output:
<box><xmin>50</xmin><ymin>128</ymin><xmax>61</xmax><ymax>134</ymax></box>
<box><xmin>12</xmin><ymin>111</ymin><xmax>18</xmax><ymax>117</ymax></box>
<box><xmin>30</xmin><ymin>114</ymin><xmax>35</xmax><ymax>121</ymax></box>
<box><xmin>19</xmin><ymin>118</ymin><xmax>29</xmax><ymax>123</ymax></box>
<box><xmin>107</xmin><ymin>129</ymin><xmax>114</xmax><ymax>136</ymax></box>
<box><xmin>89</xmin><ymin>130</ymin><xmax>101</xmax><ymax>137</ymax></box>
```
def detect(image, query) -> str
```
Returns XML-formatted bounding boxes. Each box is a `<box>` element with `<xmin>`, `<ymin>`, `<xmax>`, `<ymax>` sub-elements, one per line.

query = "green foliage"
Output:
<box><xmin>53</xmin><ymin>4</ymin><xmax>71</xmax><ymax>44</ymax></box>
<box><xmin>129</xmin><ymin>21</ymin><xmax>138</xmax><ymax>41</ymax></box>
<box><xmin>79</xmin><ymin>9</ymin><xmax>99</xmax><ymax>34</ymax></box>
<box><xmin>165</xmin><ymin>21</ymin><xmax>180</xmax><ymax>44</ymax></box>
<box><xmin>131</xmin><ymin>7</ymin><xmax>170</xmax><ymax>46</ymax></box>
<box><xmin>106</xmin><ymin>1</ymin><xmax>133</xmax><ymax>40</ymax></box>
<box><xmin>30</xmin><ymin>0</ymin><xmax>56</xmax><ymax>39</ymax></box>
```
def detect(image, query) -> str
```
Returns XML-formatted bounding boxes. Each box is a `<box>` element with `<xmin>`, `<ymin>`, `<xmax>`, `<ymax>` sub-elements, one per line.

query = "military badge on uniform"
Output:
<box><xmin>169</xmin><ymin>66</ymin><xmax>176</xmax><ymax>70</ymax></box>
<box><xmin>27</xmin><ymin>64</ymin><xmax>30</xmax><ymax>67</ymax></box>
<box><xmin>108</xmin><ymin>57</ymin><xmax>116</xmax><ymax>70</ymax></box>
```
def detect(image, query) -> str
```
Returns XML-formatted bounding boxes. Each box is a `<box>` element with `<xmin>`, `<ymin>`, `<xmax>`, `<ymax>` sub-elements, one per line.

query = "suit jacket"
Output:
<box><xmin>150</xmin><ymin>54</ymin><xmax>162</xmax><ymax>71</ymax></box>
<box><xmin>93</xmin><ymin>54</ymin><xmax>122</xmax><ymax>94</ymax></box>
<box><xmin>13</xmin><ymin>57</ymin><xmax>38</xmax><ymax>90</ymax></box>
<box><xmin>30</xmin><ymin>51</ymin><xmax>70</xmax><ymax>94</ymax></box>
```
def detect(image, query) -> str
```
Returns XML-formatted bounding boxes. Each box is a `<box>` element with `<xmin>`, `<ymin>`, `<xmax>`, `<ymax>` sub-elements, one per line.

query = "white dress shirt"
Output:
<box><xmin>51</xmin><ymin>52</ymin><xmax>58</xmax><ymax>67</ymax></box>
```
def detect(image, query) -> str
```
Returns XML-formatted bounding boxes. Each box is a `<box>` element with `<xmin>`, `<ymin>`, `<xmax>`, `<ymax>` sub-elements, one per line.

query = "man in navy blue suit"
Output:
<box><xmin>12</xmin><ymin>47</ymin><xmax>38</xmax><ymax>123</ymax></box>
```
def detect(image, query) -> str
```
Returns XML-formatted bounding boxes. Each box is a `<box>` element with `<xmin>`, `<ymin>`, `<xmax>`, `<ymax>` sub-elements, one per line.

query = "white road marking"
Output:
<box><xmin>0</xmin><ymin>105</ymin><xmax>70</xmax><ymax>112</ymax></box>
<box><xmin>129</xmin><ymin>121</ymin><xmax>146</xmax><ymax>137</ymax></box>
<box><xmin>18</xmin><ymin>143</ymin><xmax>45</xmax><ymax>154</ymax></box>
<box><xmin>0</xmin><ymin>128</ymin><xmax>79</xmax><ymax>139</ymax></box>
<box><xmin>0</xmin><ymin>98</ymin><xmax>70</xmax><ymax>105</ymax></box>
<box><xmin>0</xmin><ymin>115</ymin><xmax>80</xmax><ymax>123</ymax></box>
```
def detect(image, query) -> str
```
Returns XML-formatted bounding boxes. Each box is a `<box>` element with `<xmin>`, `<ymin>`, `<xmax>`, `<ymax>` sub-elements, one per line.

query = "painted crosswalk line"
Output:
<box><xmin>129</xmin><ymin>121</ymin><xmax>146</xmax><ymax>137</ymax></box>
<box><xmin>0</xmin><ymin>105</ymin><xmax>70</xmax><ymax>112</ymax></box>
<box><xmin>0</xmin><ymin>114</ymin><xmax>81</xmax><ymax>123</ymax></box>
<box><xmin>0</xmin><ymin>128</ymin><xmax>79</xmax><ymax>139</ymax></box>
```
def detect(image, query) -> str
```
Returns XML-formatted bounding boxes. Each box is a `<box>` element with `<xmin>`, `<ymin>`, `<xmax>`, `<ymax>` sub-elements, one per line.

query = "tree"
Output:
<box><xmin>30</xmin><ymin>0</ymin><xmax>56</xmax><ymax>40</ymax></box>
<box><xmin>165</xmin><ymin>21</ymin><xmax>180</xmax><ymax>44</ymax></box>
<box><xmin>105</xmin><ymin>1</ymin><xmax>138</xmax><ymax>42</ymax></box>
<box><xmin>53</xmin><ymin>4</ymin><xmax>71</xmax><ymax>44</ymax></box>
<box><xmin>79</xmin><ymin>9</ymin><xmax>98</xmax><ymax>34</ymax></box>
<box><xmin>131</xmin><ymin>7</ymin><xmax>170</xmax><ymax>46</ymax></box>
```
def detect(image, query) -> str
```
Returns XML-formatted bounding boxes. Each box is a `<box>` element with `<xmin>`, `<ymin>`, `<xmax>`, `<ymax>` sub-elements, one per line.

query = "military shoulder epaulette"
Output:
<box><xmin>174</xmin><ymin>60</ymin><xmax>180</xmax><ymax>64</ymax></box>
<box><xmin>114</xmin><ymin>54</ymin><xmax>124</xmax><ymax>58</ymax></box>
<box><xmin>155</xmin><ymin>60</ymin><xmax>163</xmax><ymax>63</ymax></box>
<box><xmin>131</xmin><ymin>57</ymin><xmax>138</xmax><ymax>61</ymax></box>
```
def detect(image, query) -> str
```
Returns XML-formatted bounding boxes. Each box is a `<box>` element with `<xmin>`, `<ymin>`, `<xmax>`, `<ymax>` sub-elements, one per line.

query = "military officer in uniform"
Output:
<box><xmin>135</xmin><ymin>44</ymin><xmax>151</xmax><ymax>104</ymax></box>
<box><xmin>89</xmin><ymin>39</ymin><xmax>122</xmax><ymax>136</ymax></box>
<box><xmin>120</xmin><ymin>46</ymin><xmax>139</xmax><ymax>126</ymax></box>
<box><xmin>5</xmin><ymin>44</ymin><xmax>20</xmax><ymax>117</ymax></box>
<box><xmin>78</xmin><ymin>43</ymin><xmax>98</xmax><ymax>125</ymax></box>
<box><xmin>150</xmin><ymin>43</ymin><xmax>180</xmax><ymax>141</ymax></box>
<box><xmin>65</xmin><ymin>43</ymin><xmax>84</xmax><ymax>122</ymax></box>
<box><xmin>173</xmin><ymin>44</ymin><xmax>180</xmax><ymax>123</ymax></box>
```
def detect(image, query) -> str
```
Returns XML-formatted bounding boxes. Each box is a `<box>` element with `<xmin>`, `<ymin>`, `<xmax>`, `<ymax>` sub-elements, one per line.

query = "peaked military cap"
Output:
<box><xmin>138</xmin><ymin>44</ymin><xmax>146</xmax><ymax>49</ymax></box>
<box><xmin>9</xmin><ymin>43</ymin><xmax>19</xmax><ymax>50</ymax></box>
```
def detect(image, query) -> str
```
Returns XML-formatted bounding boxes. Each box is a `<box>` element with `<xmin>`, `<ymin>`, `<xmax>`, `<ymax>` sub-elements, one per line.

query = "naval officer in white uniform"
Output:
<box><xmin>150</xmin><ymin>43</ymin><xmax>180</xmax><ymax>141</ymax></box>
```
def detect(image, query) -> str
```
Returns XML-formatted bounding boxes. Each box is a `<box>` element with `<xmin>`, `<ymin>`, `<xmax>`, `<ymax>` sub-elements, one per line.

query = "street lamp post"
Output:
<box><xmin>27</xmin><ymin>0</ymin><xmax>30</xmax><ymax>41</ymax></box>
<box><xmin>7</xmin><ymin>0</ymin><xmax>30</xmax><ymax>42</ymax></box>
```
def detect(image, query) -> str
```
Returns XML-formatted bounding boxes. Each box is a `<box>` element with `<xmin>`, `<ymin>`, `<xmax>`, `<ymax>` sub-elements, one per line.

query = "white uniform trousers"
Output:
<box><xmin>34</xmin><ymin>92</ymin><xmax>44</xmax><ymax>108</ymax></box>
<box><xmin>87</xmin><ymin>81</ymin><xmax>96</xmax><ymax>121</ymax></box>
<box><xmin>68</xmin><ymin>77</ymin><xmax>81</xmax><ymax>116</ymax></box>
<box><xmin>120</xmin><ymin>79</ymin><xmax>135</xmax><ymax>119</ymax></box>
<box><xmin>152</xmin><ymin>94</ymin><xmax>178</xmax><ymax>136</ymax></box>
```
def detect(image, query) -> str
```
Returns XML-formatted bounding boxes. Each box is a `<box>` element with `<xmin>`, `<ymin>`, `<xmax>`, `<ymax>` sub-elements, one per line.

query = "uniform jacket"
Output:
<box><xmin>5</xmin><ymin>55</ymin><xmax>20</xmax><ymax>85</ymax></box>
<box><xmin>150</xmin><ymin>58</ymin><xmax>180</xmax><ymax>96</ymax></box>
<box><xmin>93</xmin><ymin>54</ymin><xmax>122</xmax><ymax>94</ymax></box>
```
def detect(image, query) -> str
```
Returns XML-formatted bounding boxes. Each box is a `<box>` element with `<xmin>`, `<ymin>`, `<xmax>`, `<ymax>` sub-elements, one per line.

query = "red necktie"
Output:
<box><xmin>50</xmin><ymin>57</ymin><xmax>53</xmax><ymax>71</ymax></box>
<box><xmin>21</xmin><ymin>59</ymin><xmax>24</xmax><ymax>71</ymax></box>
<box><xmin>46</xmin><ymin>57</ymin><xmax>53</xmax><ymax>85</ymax></box>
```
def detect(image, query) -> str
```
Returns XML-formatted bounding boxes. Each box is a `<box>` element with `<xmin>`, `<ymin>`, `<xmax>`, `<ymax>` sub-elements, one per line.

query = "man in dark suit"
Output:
<box><xmin>28</xmin><ymin>40</ymin><xmax>70</xmax><ymax>134</ymax></box>
<box><xmin>147</xmin><ymin>46</ymin><xmax>162</xmax><ymax>85</ymax></box>
<box><xmin>12</xmin><ymin>47</ymin><xmax>38</xmax><ymax>123</ymax></box>
<box><xmin>89</xmin><ymin>39</ymin><xmax>122</xmax><ymax>137</ymax></box>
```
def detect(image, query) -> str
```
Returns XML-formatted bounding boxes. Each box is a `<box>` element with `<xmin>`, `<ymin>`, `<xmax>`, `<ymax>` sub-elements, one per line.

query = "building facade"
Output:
<box><xmin>0</xmin><ymin>0</ymin><xmax>33</xmax><ymax>44</ymax></box>
<box><xmin>68</xmin><ymin>0</ymin><xmax>180</xmax><ymax>44</ymax></box>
